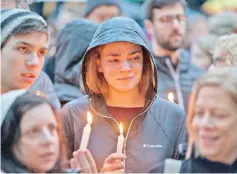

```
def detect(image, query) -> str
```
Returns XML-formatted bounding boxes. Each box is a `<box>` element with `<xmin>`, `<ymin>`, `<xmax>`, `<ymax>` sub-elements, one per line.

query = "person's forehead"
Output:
<box><xmin>9</xmin><ymin>32</ymin><xmax>49</xmax><ymax>48</ymax></box>
<box><xmin>21</xmin><ymin>104</ymin><xmax>56</xmax><ymax>129</ymax></box>
<box><xmin>196</xmin><ymin>86</ymin><xmax>232</xmax><ymax>106</ymax></box>
<box><xmin>153</xmin><ymin>3</ymin><xmax>185</xmax><ymax>17</ymax></box>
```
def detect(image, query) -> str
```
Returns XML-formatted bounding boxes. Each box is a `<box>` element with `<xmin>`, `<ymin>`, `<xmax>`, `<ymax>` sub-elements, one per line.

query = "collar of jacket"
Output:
<box><xmin>87</xmin><ymin>94</ymin><xmax>157</xmax><ymax>133</ymax></box>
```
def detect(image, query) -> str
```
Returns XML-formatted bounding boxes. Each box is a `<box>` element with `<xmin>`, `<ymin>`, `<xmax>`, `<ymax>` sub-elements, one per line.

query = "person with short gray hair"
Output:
<box><xmin>212</xmin><ymin>34</ymin><xmax>237</xmax><ymax>68</ymax></box>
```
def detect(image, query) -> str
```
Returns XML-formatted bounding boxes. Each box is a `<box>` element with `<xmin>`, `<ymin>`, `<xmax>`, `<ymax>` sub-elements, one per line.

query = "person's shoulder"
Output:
<box><xmin>60</xmin><ymin>95</ymin><xmax>90</xmax><ymax>117</ymax></box>
<box><xmin>63</xmin><ymin>95</ymin><xmax>89</xmax><ymax>110</ymax></box>
<box><xmin>153</xmin><ymin>97</ymin><xmax>186</xmax><ymax>115</ymax></box>
<box><xmin>152</xmin><ymin>96</ymin><xmax>186</xmax><ymax>119</ymax></box>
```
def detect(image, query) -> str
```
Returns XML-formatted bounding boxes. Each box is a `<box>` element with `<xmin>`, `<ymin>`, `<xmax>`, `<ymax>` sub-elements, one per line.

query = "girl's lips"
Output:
<box><xmin>117</xmin><ymin>76</ymin><xmax>134</xmax><ymax>80</ymax></box>
<box><xmin>200</xmin><ymin>135</ymin><xmax>220</xmax><ymax>145</ymax></box>
<box><xmin>40</xmin><ymin>152</ymin><xmax>56</xmax><ymax>162</ymax></box>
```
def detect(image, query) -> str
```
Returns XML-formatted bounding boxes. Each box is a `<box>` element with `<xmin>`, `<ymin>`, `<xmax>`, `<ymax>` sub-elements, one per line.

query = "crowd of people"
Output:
<box><xmin>1</xmin><ymin>0</ymin><xmax>237</xmax><ymax>173</ymax></box>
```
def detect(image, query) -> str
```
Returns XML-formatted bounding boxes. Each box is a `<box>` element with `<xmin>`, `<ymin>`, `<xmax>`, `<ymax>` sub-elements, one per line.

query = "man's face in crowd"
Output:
<box><xmin>86</xmin><ymin>5</ymin><xmax>120</xmax><ymax>24</ymax></box>
<box><xmin>1</xmin><ymin>32</ymin><xmax>48</xmax><ymax>93</ymax></box>
<box><xmin>148</xmin><ymin>3</ymin><xmax>186</xmax><ymax>51</ymax></box>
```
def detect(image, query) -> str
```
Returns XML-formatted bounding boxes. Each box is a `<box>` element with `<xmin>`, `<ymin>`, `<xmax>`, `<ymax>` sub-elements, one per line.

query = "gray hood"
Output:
<box><xmin>60</xmin><ymin>18</ymin><xmax>187</xmax><ymax>173</ymax></box>
<box><xmin>54</xmin><ymin>19</ymin><xmax>98</xmax><ymax>102</ymax></box>
<box><xmin>81</xmin><ymin>17</ymin><xmax>157</xmax><ymax>108</ymax></box>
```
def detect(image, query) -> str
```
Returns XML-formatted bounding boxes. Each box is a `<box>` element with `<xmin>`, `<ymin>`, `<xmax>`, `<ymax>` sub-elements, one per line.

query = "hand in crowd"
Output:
<box><xmin>100</xmin><ymin>153</ymin><xmax>126</xmax><ymax>173</ymax></box>
<box><xmin>70</xmin><ymin>150</ymin><xmax>126</xmax><ymax>173</ymax></box>
<box><xmin>70</xmin><ymin>150</ymin><xmax>97</xmax><ymax>173</ymax></box>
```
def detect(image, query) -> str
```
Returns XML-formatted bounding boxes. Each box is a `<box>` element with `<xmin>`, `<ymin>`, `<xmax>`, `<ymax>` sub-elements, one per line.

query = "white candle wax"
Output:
<box><xmin>116</xmin><ymin>123</ymin><xmax>124</xmax><ymax>154</ymax></box>
<box><xmin>116</xmin><ymin>133</ymin><xmax>124</xmax><ymax>154</ymax></box>
<box><xmin>80</xmin><ymin>112</ymin><xmax>92</xmax><ymax>150</ymax></box>
<box><xmin>80</xmin><ymin>124</ymin><xmax>91</xmax><ymax>150</ymax></box>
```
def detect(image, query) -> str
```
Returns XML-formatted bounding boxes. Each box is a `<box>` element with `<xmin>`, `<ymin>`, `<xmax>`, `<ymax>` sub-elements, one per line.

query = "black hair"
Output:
<box><xmin>1</xmin><ymin>92</ymin><xmax>65</xmax><ymax>173</ymax></box>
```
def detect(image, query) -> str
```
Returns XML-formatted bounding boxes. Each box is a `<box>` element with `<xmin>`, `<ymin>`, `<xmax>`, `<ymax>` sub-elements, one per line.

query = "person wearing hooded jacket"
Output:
<box><xmin>53</xmin><ymin>19</ymin><xmax>99</xmax><ymax>105</ymax></box>
<box><xmin>60</xmin><ymin>17</ymin><xmax>187</xmax><ymax>173</ymax></box>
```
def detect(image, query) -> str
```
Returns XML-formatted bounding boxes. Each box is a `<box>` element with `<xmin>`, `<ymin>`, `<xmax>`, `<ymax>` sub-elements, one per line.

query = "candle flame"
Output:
<box><xmin>168</xmin><ymin>92</ymin><xmax>175</xmax><ymax>103</ymax></box>
<box><xmin>87</xmin><ymin>111</ymin><xmax>92</xmax><ymax>124</ymax></box>
<box><xmin>36</xmin><ymin>90</ymin><xmax>40</xmax><ymax>96</ymax></box>
<box><xmin>119</xmin><ymin>123</ymin><xmax>123</xmax><ymax>134</ymax></box>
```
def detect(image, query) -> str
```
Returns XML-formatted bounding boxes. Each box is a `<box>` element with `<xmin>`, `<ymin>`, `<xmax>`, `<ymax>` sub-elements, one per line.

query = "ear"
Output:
<box><xmin>96</xmin><ymin>59</ymin><xmax>103</xmax><ymax>72</ymax></box>
<box><xmin>144</xmin><ymin>19</ymin><xmax>154</xmax><ymax>36</ymax></box>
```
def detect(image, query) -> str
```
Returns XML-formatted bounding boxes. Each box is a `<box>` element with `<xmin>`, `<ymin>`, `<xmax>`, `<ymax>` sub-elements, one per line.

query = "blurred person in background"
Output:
<box><xmin>191</xmin><ymin>12</ymin><xmax>237</xmax><ymax>70</ymax></box>
<box><xmin>0</xmin><ymin>0</ymin><xmax>32</xmax><ymax>9</ymax></box>
<box><xmin>202</xmin><ymin>0</ymin><xmax>237</xmax><ymax>15</ymax></box>
<box><xmin>211</xmin><ymin>34</ymin><xmax>237</xmax><ymax>68</ymax></box>
<box><xmin>182</xmin><ymin>14</ymin><xmax>208</xmax><ymax>52</ymax></box>
<box><xmin>44</xmin><ymin>2</ymin><xmax>86</xmax><ymax>57</ymax></box>
<box><xmin>1</xmin><ymin>8</ymin><xmax>60</xmax><ymax>111</ymax></box>
<box><xmin>83</xmin><ymin>0</ymin><xmax>122</xmax><ymax>24</ymax></box>
<box><xmin>144</xmin><ymin>0</ymin><xmax>204</xmax><ymax>112</ymax></box>
<box><xmin>151</xmin><ymin>67</ymin><xmax>237</xmax><ymax>173</ymax></box>
<box><xmin>53</xmin><ymin>19</ymin><xmax>98</xmax><ymax>105</ymax></box>
<box><xmin>191</xmin><ymin>35</ymin><xmax>217</xmax><ymax>70</ymax></box>
<box><xmin>208</xmin><ymin>11</ymin><xmax>237</xmax><ymax>37</ymax></box>
<box><xmin>1</xmin><ymin>91</ymin><xmax>125</xmax><ymax>173</ymax></box>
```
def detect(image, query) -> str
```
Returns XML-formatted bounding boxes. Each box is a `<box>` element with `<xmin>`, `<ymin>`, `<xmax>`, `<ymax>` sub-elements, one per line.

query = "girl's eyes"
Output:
<box><xmin>108</xmin><ymin>57</ymin><xmax>140</xmax><ymax>63</ymax></box>
<box><xmin>108</xmin><ymin>59</ymin><xmax>119</xmax><ymax>63</ymax></box>
<box><xmin>131</xmin><ymin>56</ymin><xmax>140</xmax><ymax>60</ymax></box>
<box><xmin>17</xmin><ymin>46</ymin><xmax>28</xmax><ymax>53</ymax></box>
<box><xmin>48</xmin><ymin>124</ymin><xmax>57</xmax><ymax>133</ymax></box>
<box><xmin>214</xmin><ymin>113</ymin><xmax>228</xmax><ymax>119</ymax></box>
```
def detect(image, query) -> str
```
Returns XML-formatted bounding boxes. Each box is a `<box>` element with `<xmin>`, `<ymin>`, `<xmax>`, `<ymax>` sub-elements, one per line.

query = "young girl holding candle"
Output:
<box><xmin>60</xmin><ymin>17</ymin><xmax>187</xmax><ymax>173</ymax></box>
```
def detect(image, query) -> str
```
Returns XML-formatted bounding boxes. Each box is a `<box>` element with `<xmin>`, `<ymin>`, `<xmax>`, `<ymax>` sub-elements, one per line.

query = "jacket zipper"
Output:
<box><xmin>88</xmin><ymin>95</ymin><xmax>157</xmax><ymax>169</ymax></box>
<box><xmin>165</xmin><ymin>59</ymin><xmax>184</xmax><ymax>109</ymax></box>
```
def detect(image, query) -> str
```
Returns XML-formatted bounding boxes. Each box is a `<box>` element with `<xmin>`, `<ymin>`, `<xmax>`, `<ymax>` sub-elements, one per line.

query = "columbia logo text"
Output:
<box><xmin>143</xmin><ymin>144</ymin><xmax>163</xmax><ymax>148</ymax></box>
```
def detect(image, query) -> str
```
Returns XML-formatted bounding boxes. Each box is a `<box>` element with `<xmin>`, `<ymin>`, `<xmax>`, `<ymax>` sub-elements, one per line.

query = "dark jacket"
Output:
<box><xmin>29</xmin><ymin>71</ymin><xmax>61</xmax><ymax>112</ymax></box>
<box><xmin>154</xmin><ymin>51</ymin><xmax>205</xmax><ymax>112</ymax></box>
<box><xmin>1</xmin><ymin>152</ymin><xmax>79</xmax><ymax>173</ymax></box>
<box><xmin>150</xmin><ymin>157</ymin><xmax>237</xmax><ymax>173</ymax></box>
<box><xmin>54</xmin><ymin>19</ymin><xmax>98</xmax><ymax>103</ymax></box>
<box><xmin>60</xmin><ymin>17</ymin><xmax>187</xmax><ymax>173</ymax></box>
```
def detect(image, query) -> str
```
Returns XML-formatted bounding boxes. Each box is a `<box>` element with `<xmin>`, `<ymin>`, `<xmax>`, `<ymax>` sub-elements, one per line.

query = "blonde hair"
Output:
<box><xmin>213</xmin><ymin>34</ymin><xmax>237</xmax><ymax>66</ymax></box>
<box><xmin>84</xmin><ymin>45</ymin><xmax>154</xmax><ymax>98</ymax></box>
<box><xmin>186</xmin><ymin>67</ymin><xmax>237</xmax><ymax>159</ymax></box>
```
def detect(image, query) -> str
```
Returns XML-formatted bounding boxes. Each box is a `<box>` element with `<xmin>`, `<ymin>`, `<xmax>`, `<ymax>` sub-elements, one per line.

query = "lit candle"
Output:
<box><xmin>36</xmin><ymin>90</ymin><xmax>41</xmax><ymax>96</ymax></box>
<box><xmin>80</xmin><ymin>111</ymin><xmax>92</xmax><ymax>150</ymax></box>
<box><xmin>168</xmin><ymin>92</ymin><xmax>175</xmax><ymax>103</ymax></box>
<box><xmin>116</xmin><ymin>123</ymin><xmax>124</xmax><ymax>154</ymax></box>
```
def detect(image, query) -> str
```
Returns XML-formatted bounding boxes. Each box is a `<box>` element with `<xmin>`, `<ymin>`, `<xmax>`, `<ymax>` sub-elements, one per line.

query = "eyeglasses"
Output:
<box><xmin>158</xmin><ymin>14</ymin><xmax>186</xmax><ymax>24</ymax></box>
